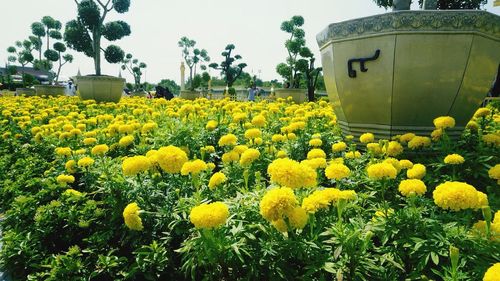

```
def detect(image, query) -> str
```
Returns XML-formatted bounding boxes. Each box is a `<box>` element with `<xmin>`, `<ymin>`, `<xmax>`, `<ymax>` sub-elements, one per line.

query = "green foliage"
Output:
<box><xmin>157</xmin><ymin>79</ymin><xmax>180</xmax><ymax>95</ymax></box>
<box><xmin>373</xmin><ymin>0</ymin><xmax>487</xmax><ymax>9</ymax></box>
<box><xmin>6</xmin><ymin>41</ymin><xmax>35</xmax><ymax>87</ymax></box>
<box><xmin>178</xmin><ymin>36</ymin><xmax>210</xmax><ymax>88</ymax></box>
<box><xmin>65</xmin><ymin>0</ymin><xmax>131</xmax><ymax>75</ymax></box>
<box><xmin>121</xmin><ymin>53</ymin><xmax>147</xmax><ymax>91</ymax></box>
<box><xmin>277</xmin><ymin>15</ymin><xmax>307</xmax><ymax>88</ymax></box>
<box><xmin>209</xmin><ymin>44</ymin><xmax>247</xmax><ymax>87</ymax></box>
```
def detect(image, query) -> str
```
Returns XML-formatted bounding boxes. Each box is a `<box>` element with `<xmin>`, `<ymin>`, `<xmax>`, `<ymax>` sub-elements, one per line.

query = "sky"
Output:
<box><xmin>1</xmin><ymin>0</ymin><xmax>499</xmax><ymax>85</ymax></box>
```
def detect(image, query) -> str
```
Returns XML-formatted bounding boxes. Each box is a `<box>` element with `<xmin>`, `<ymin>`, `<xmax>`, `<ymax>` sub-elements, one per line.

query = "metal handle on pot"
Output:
<box><xmin>348</xmin><ymin>49</ymin><xmax>381</xmax><ymax>78</ymax></box>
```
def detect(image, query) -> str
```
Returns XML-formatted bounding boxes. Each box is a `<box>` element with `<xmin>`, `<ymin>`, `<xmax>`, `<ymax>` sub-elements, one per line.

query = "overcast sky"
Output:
<box><xmin>2</xmin><ymin>0</ymin><xmax>499</xmax><ymax>85</ymax></box>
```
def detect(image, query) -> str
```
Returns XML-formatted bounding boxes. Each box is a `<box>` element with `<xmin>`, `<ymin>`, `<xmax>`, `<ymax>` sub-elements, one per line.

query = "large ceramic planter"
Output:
<box><xmin>15</xmin><ymin>88</ymin><xmax>36</xmax><ymax>97</ymax></box>
<box><xmin>180</xmin><ymin>90</ymin><xmax>200</xmax><ymax>100</ymax></box>
<box><xmin>76</xmin><ymin>76</ymin><xmax>125</xmax><ymax>103</ymax></box>
<box><xmin>274</xmin><ymin>88</ymin><xmax>308</xmax><ymax>103</ymax></box>
<box><xmin>317</xmin><ymin>11</ymin><xmax>500</xmax><ymax>140</ymax></box>
<box><xmin>34</xmin><ymin>85</ymin><xmax>65</xmax><ymax>97</ymax></box>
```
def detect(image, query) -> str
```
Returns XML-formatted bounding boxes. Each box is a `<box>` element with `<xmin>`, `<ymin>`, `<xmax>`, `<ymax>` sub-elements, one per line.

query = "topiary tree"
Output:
<box><xmin>178</xmin><ymin>37</ymin><xmax>210</xmax><ymax>89</ymax></box>
<box><xmin>52</xmin><ymin>42</ymin><xmax>74</xmax><ymax>84</ymax></box>
<box><xmin>7</xmin><ymin>41</ymin><xmax>35</xmax><ymax>87</ymax></box>
<box><xmin>209</xmin><ymin>44</ymin><xmax>247</xmax><ymax>88</ymax></box>
<box><xmin>296</xmin><ymin>48</ymin><xmax>322</xmax><ymax>102</ymax></box>
<box><xmin>64</xmin><ymin>0</ymin><xmax>131</xmax><ymax>76</ymax></box>
<box><xmin>276</xmin><ymin>15</ymin><xmax>306</xmax><ymax>89</ymax></box>
<box><xmin>121</xmin><ymin>53</ymin><xmax>146</xmax><ymax>91</ymax></box>
<box><xmin>372</xmin><ymin>0</ymin><xmax>487</xmax><ymax>9</ymax></box>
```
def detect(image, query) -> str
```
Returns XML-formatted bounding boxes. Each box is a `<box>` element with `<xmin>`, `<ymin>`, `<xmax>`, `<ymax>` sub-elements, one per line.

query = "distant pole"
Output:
<box><xmin>180</xmin><ymin>62</ymin><xmax>186</xmax><ymax>90</ymax></box>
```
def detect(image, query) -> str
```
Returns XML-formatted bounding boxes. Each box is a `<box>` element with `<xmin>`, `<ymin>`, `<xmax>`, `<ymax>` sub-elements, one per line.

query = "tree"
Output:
<box><xmin>178</xmin><ymin>37</ymin><xmax>210</xmax><ymax>89</ymax></box>
<box><xmin>209</xmin><ymin>44</ymin><xmax>247</xmax><ymax>88</ymax></box>
<box><xmin>157</xmin><ymin>79</ymin><xmax>180</xmax><ymax>95</ymax></box>
<box><xmin>7</xmin><ymin>41</ymin><xmax>35</xmax><ymax>87</ymax></box>
<box><xmin>276</xmin><ymin>15</ymin><xmax>306</xmax><ymax>88</ymax></box>
<box><xmin>372</xmin><ymin>0</ymin><xmax>487</xmax><ymax>9</ymax></box>
<box><xmin>53</xmin><ymin>42</ymin><xmax>74</xmax><ymax>84</ymax></box>
<box><xmin>121</xmin><ymin>53</ymin><xmax>146</xmax><ymax>91</ymax></box>
<box><xmin>296</xmin><ymin>47</ymin><xmax>322</xmax><ymax>102</ymax></box>
<box><xmin>64</xmin><ymin>0</ymin><xmax>131</xmax><ymax>76</ymax></box>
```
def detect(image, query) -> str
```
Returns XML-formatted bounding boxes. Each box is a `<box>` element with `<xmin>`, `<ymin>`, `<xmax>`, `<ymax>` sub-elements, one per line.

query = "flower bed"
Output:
<box><xmin>0</xmin><ymin>96</ymin><xmax>498</xmax><ymax>280</ymax></box>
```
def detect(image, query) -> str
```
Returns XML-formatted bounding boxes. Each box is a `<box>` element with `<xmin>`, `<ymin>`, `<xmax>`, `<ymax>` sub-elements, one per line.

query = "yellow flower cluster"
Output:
<box><xmin>325</xmin><ymin>163</ymin><xmax>351</xmax><ymax>180</ymax></box>
<box><xmin>302</xmin><ymin>188</ymin><xmax>356</xmax><ymax>213</ymax></box>
<box><xmin>56</xmin><ymin>174</ymin><xmax>75</xmax><ymax>185</ymax></box>
<box><xmin>208</xmin><ymin>172</ymin><xmax>227</xmax><ymax>190</ymax></box>
<box><xmin>398</xmin><ymin>179</ymin><xmax>427</xmax><ymax>197</ymax></box>
<box><xmin>345</xmin><ymin>151</ymin><xmax>361</xmax><ymax>159</ymax></box>
<box><xmin>152</xmin><ymin>146</ymin><xmax>188</xmax><ymax>173</ymax></box>
<box><xmin>259</xmin><ymin>187</ymin><xmax>298</xmax><ymax>221</ymax></box>
<box><xmin>307</xmin><ymin>149</ymin><xmax>326</xmax><ymax>159</ymax></box>
<box><xmin>91</xmin><ymin>144</ymin><xmax>109</xmax><ymax>156</ymax></box>
<box><xmin>218</xmin><ymin>134</ymin><xmax>238</xmax><ymax>146</ymax></box>
<box><xmin>122</xmin><ymin>156</ymin><xmax>152</xmax><ymax>176</ymax></box>
<box><xmin>123</xmin><ymin>202</ymin><xmax>143</xmax><ymax>231</ymax></box>
<box><xmin>78</xmin><ymin>157</ymin><xmax>94</xmax><ymax>168</ymax></box>
<box><xmin>332</xmin><ymin>141</ymin><xmax>347</xmax><ymax>152</ymax></box>
<box><xmin>408</xmin><ymin>136</ymin><xmax>431</xmax><ymax>150</ymax></box>
<box><xmin>474</xmin><ymin>107</ymin><xmax>491</xmax><ymax>118</ymax></box>
<box><xmin>407</xmin><ymin>163</ymin><xmax>426</xmax><ymax>179</ymax></box>
<box><xmin>244</xmin><ymin>128</ymin><xmax>261</xmax><ymax>139</ymax></box>
<box><xmin>472</xmin><ymin>210</ymin><xmax>500</xmax><ymax>241</ymax></box>
<box><xmin>432</xmin><ymin>181</ymin><xmax>486</xmax><ymax>211</ymax></box>
<box><xmin>384</xmin><ymin>141</ymin><xmax>404</xmax><ymax>157</ymax></box>
<box><xmin>433</xmin><ymin>116</ymin><xmax>455</xmax><ymax>129</ymax></box>
<box><xmin>190</xmin><ymin>202</ymin><xmax>229</xmax><ymax>229</ymax></box>
<box><xmin>483</xmin><ymin>263</ymin><xmax>500</xmax><ymax>281</ymax></box>
<box><xmin>239</xmin><ymin>148</ymin><xmax>260</xmax><ymax>166</ymax></box>
<box><xmin>309</xmin><ymin>138</ymin><xmax>323</xmax><ymax>147</ymax></box>
<box><xmin>206</xmin><ymin>120</ymin><xmax>218</xmax><ymax>130</ymax></box>
<box><xmin>63</xmin><ymin>189</ymin><xmax>82</xmax><ymax>197</ymax></box>
<box><xmin>444</xmin><ymin>154</ymin><xmax>465</xmax><ymax>165</ymax></box>
<box><xmin>367</xmin><ymin>163</ymin><xmax>397</xmax><ymax>180</ymax></box>
<box><xmin>181</xmin><ymin>159</ymin><xmax>208</xmax><ymax>175</ymax></box>
<box><xmin>267</xmin><ymin>158</ymin><xmax>317</xmax><ymax>188</ymax></box>
<box><xmin>489</xmin><ymin>164</ymin><xmax>500</xmax><ymax>184</ymax></box>
<box><xmin>118</xmin><ymin>135</ymin><xmax>135</xmax><ymax>147</ymax></box>
<box><xmin>55</xmin><ymin>147</ymin><xmax>72</xmax><ymax>157</ymax></box>
<box><xmin>399</xmin><ymin>133</ymin><xmax>416</xmax><ymax>144</ymax></box>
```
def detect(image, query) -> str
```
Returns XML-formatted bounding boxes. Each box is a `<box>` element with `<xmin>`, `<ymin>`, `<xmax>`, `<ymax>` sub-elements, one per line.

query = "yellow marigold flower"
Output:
<box><xmin>325</xmin><ymin>163</ymin><xmax>350</xmax><ymax>180</ymax></box>
<box><xmin>383</xmin><ymin>158</ymin><xmax>402</xmax><ymax>173</ymax></box>
<box><xmin>345</xmin><ymin>151</ymin><xmax>362</xmax><ymax>159</ymax></box>
<box><xmin>385</xmin><ymin>141</ymin><xmax>404</xmax><ymax>156</ymax></box>
<box><xmin>118</xmin><ymin>124</ymin><xmax>134</xmax><ymax>134</ymax></box>
<box><xmin>301</xmin><ymin>188</ymin><xmax>356</xmax><ymax>213</ymax></box>
<box><xmin>65</xmin><ymin>160</ymin><xmax>77</xmax><ymax>173</ymax></box>
<box><xmin>287</xmin><ymin>207</ymin><xmax>308</xmax><ymax>229</ymax></box>
<box><xmin>444</xmin><ymin>154</ymin><xmax>465</xmax><ymax>165</ymax></box>
<box><xmin>190</xmin><ymin>202</ymin><xmax>229</xmax><ymax>229</ymax></box>
<box><xmin>218</xmin><ymin>134</ymin><xmax>238</xmax><ymax>146</ymax></box>
<box><xmin>181</xmin><ymin>159</ymin><xmax>208</xmax><ymax>175</ymax></box>
<box><xmin>367</xmin><ymin>143</ymin><xmax>383</xmax><ymax>155</ymax></box>
<box><xmin>276</xmin><ymin>150</ymin><xmax>288</xmax><ymax>158</ymax></box>
<box><xmin>201</xmin><ymin>145</ymin><xmax>216</xmax><ymax>154</ymax></box>
<box><xmin>222</xmin><ymin>151</ymin><xmax>240</xmax><ymax>163</ymax></box>
<box><xmin>240</xmin><ymin>148</ymin><xmax>260</xmax><ymax>166</ymax></box>
<box><xmin>431</xmin><ymin>129</ymin><xmax>443</xmax><ymax>141</ymax></box>
<box><xmin>407</xmin><ymin>163</ymin><xmax>426</xmax><ymax>179</ymax></box>
<box><xmin>55</xmin><ymin>147</ymin><xmax>72</xmax><ymax>157</ymax></box>
<box><xmin>208</xmin><ymin>172</ymin><xmax>227</xmax><ymax>190</ymax></box>
<box><xmin>399</xmin><ymin>133</ymin><xmax>416</xmax><ymax>144</ymax></box>
<box><xmin>267</xmin><ymin>158</ymin><xmax>317</xmax><ymax>189</ymax></box>
<box><xmin>122</xmin><ymin>156</ymin><xmax>152</xmax><ymax>176</ymax></box>
<box><xmin>63</xmin><ymin>189</ymin><xmax>82</xmax><ymax>197</ymax></box>
<box><xmin>477</xmin><ymin>191</ymin><xmax>489</xmax><ymax>208</ymax></box>
<box><xmin>338</xmin><ymin>190</ymin><xmax>357</xmax><ymax>201</ymax></box>
<box><xmin>399</xmin><ymin>159</ymin><xmax>414</xmax><ymax>169</ymax></box>
<box><xmin>206</xmin><ymin>120</ymin><xmax>218</xmax><ymax>131</ymax></box>
<box><xmin>372</xmin><ymin>208</ymin><xmax>395</xmax><ymax>221</ymax></box>
<box><xmin>232</xmin><ymin>112</ymin><xmax>247</xmax><ymax>123</ymax></box>
<box><xmin>78</xmin><ymin>157</ymin><xmax>94</xmax><ymax>168</ymax></box>
<box><xmin>398</xmin><ymin>179</ymin><xmax>426</xmax><ymax>197</ymax></box>
<box><xmin>474</xmin><ymin>107</ymin><xmax>491</xmax><ymax>118</ymax></box>
<box><xmin>307</xmin><ymin>149</ymin><xmax>326</xmax><ymax>159</ymax></box>
<box><xmin>2</xmin><ymin>132</ymin><xmax>11</xmax><ymax>139</ymax></box>
<box><xmin>123</xmin><ymin>203</ymin><xmax>143</xmax><ymax>231</ymax></box>
<box><xmin>244</xmin><ymin>128</ymin><xmax>261</xmax><ymax>139</ymax></box>
<box><xmin>466</xmin><ymin>121</ymin><xmax>479</xmax><ymax>131</ymax></box>
<box><xmin>408</xmin><ymin>136</ymin><xmax>431</xmax><ymax>150</ymax></box>
<box><xmin>118</xmin><ymin>135</ymin><xmax>135</xmax><ymax>147</ymax></box>
<box><xmin>433</xmin><ymin>181</ymin><xmax>481</xmax><ymax>211</ymax></box>
<box><xmin>287</xmin><ymin>133</ymin><xmax>297</xmax><ymax>140</ymax></box>
<box><xmin>483</xmin><ymin>263</ymin><xmax>500</xmax><ymax>281</ymax></box>
<box><xmin>260</xmin><ymin>187</ymin><xmax>298</xmax><ymax>221</ymax></box>
<box><xmin>154</xmin><ymin>146</ymin><xmax>188</xmax><ymax>173</ymax></box>
<box><xmin>488</xmin><ymin>164</ymin><xmax>500</xmax><ymax>182</ymax></box>
<box><xmin>367</xmin><ymin>163</ymin><xmax>397</xmax><ymax>180</ymax></box>
<box><xmin>74</xmin><ymin>149</ymin><xmax>86</xmax><ymax>155</ymax></box>
<box><xmin>141</xmin><ymin>122</ymin><xmax>158</xmax><ymax>133</ymax></box>
<box><xmin>301</xmin><ymin>158</ymin><xmax>327</xmax><ymax>170</ymax></box>
<box><xmin>309</xmin><ymin>138</ymin><xmax>323</xmax><ymax>147</ymax></box>
<box><xmin>433</xmin><ymin>116</ymin><xmax>455</xmax><ymax>129</ymax></box>
<box><xmin>91</xmin><ymin>144</ymin><xmax>109</xmax><ymax>156</ymax></box>
<box><xmin>83</xmin><ymin>137</ymin><xmax>97</xmax><ymax>145</ymax></box>
<box><xmin>207</xmin><ymin>162</ymin><xmax>215</xmax><ymax>170</ymax></box>
<box><xmin>360</xmin><ymin>133</ymin><xmax>375</xmax><ymax>144</ymax></box>
<box><xmin>332</xmin><ymin>141</ymin><xmax>347</xmax><ymax>152</ymax></box>
<box><xmin>233</xmin><ymin>145</ymin><xmax>249</xmax><ymax>154</ymax></box>
<box><xmin>56</xmin><ymin>174</ymin><xmax>75</xmax><ymax>185</ymax></box>
<box><xmin>271</xmin><ymin>219</ymin><xmax>288</xmax><ymax>233</ymax></box>
<box><xmin>251</xmin><ymin>115</ymin><xmax>266</xmax><ymax>127</ymax></box>
<box><xmin>254</xmin><ymin>137</ymin><xmax>263</xmax><ymax>145</ymax></box>
<box><xmin>272</xmin><ymin>134</ymin><xmax>285</xmax><ymax>143</ymax></box>
<box><xmin>483</xmin><ymin>134</ymin><xmax>500</xmax><ymax>146</ymax></box>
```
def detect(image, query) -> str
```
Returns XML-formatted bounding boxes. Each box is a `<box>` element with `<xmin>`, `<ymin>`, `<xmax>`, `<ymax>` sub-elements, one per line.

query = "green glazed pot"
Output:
<box><xmin>34</xmin><ymin>85</ymin><xmax>65</xmax><ymax>97</ymax></box>
<box><xmin>274</xmin><ymin>88</ymin><xmax>308</xmax><ymax>103</ymax></box>
<box><xmin>15</xmin><ymin>88</ymin><xmax>36</xmax><ymax>97</ymax></box>
<box><xmin>76</xmin><ymin>76</ymin><xmax>125</xmax><ymax>103</ymax></box>
<box><xmin>180</xmin><ymin>90</ymin><xmax>200</xmax><ymax>100</ymax></box>
<box><xmin>317</xmin><ymin>10</ymin><xmax>500</xmax><ymax>140</ymax></box>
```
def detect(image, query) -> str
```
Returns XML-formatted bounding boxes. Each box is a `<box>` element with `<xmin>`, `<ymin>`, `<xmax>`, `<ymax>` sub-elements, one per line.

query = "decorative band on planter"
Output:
<box><xmin>76</xmin><ymin>76</ymin><xmax>125</xmax><ymax>103</ymax></box>
<box><xmin>317</xmin><ymin>10</ymin><xmax>500</xmax><ymax>141</ymax></box>
<box><xmin>34</xmin><ymin>85</ymin><xmax>65</xmax><ymax>97</ymax></box>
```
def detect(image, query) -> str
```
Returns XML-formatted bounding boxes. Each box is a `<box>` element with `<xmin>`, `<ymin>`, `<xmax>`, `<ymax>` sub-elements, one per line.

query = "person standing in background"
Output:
<box><xmin>248</xmin><ymin>82</ymin><xmax>258</xmax><ymax>102</ymax></box>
